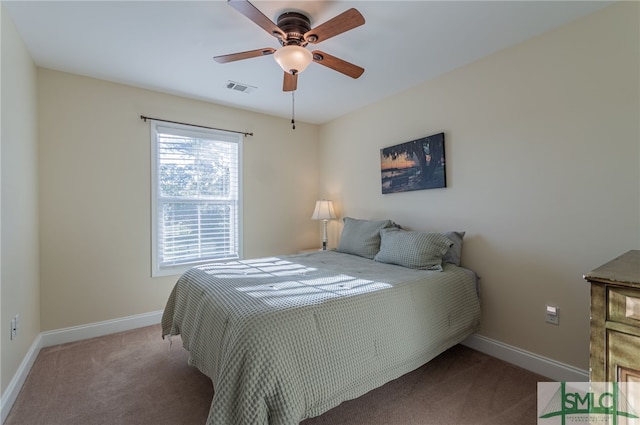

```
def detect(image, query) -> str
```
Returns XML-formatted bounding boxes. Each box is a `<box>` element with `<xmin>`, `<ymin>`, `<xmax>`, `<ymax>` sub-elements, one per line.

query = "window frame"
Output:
<box><xmin>150</xmin><ymin>120</ymin><xmax>243</xmax><ymax>277</ymax></box>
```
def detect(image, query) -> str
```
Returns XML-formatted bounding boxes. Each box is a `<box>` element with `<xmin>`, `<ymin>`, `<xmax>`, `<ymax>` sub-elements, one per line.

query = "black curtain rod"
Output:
<box><xmin>140</xmin><ymin>115</ymin><xmax>253</xmax><ymax>137</ymax></box>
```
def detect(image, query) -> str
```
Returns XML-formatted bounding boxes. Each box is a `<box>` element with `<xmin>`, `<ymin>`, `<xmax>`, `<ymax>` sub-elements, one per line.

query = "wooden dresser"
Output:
<box><xmin>584</xmin><ymin>250</ymin><xmax>640</xmax><ymax>382</ymax></box>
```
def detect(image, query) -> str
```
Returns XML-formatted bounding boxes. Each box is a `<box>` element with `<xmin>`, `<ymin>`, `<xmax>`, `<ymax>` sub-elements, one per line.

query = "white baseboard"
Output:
<box><xmin>1</xmin><ymin>310</ymin><xmax>163</xmax><ymax>424</ymax></box>
<box><xmin>0</xmin><ymin>333</ymin><xmax>43</xmax><ymax>424</ymax></box>
<box><xmin>39</xmin><ymin>310</ymin><xmax>163</xmax><ymax>348</ymax></box>
<box><xmin>462</xmin><ymin>333</ymin><xmax>589</xmax><ymax>382</ymax></box>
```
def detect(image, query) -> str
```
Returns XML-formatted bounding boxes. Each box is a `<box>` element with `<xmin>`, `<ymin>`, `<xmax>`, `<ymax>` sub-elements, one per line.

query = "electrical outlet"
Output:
<box><xmin>10</xmin><ymin>317</ymin><xmax>17</xmax><ymax>339</ymax></box>
<box><xmin>546</xmin><ymin>305</ymin><xmax>559</xmax><ymax>325</ymax></box>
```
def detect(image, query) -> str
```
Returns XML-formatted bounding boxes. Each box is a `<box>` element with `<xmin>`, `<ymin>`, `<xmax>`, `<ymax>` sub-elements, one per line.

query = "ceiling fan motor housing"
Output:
<box><xmin>277</xmin><ymin>12</ymin><xmax>311</xmax><ymax>46</ymax></box>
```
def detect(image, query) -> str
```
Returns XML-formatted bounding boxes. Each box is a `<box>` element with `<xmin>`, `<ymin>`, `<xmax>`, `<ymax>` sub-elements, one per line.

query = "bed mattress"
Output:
<box><xmin>161</xmin><ymin>250</ymin><xmax>481</xmax><ymax>425</ymax></box>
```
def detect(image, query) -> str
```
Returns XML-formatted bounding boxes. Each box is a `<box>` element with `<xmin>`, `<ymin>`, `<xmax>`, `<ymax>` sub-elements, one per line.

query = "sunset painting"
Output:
<box><xmin>380</xmin><ymin>133</ymin><xmax>446</xmax><ymax>194</ymax></box>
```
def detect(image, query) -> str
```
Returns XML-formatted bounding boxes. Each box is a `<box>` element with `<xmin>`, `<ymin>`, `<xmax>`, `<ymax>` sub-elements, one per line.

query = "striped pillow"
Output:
<box><xmin>374</xmin><ymin>228</ymin><xmax>453</xmax><ymax>270</ymax></box>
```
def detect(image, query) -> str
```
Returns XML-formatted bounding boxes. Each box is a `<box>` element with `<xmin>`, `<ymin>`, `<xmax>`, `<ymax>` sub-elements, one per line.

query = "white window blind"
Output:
<box><xmin>151</xmin><ymin>121</ymin><xmax>242</xmax><ymax>276</ymax></box>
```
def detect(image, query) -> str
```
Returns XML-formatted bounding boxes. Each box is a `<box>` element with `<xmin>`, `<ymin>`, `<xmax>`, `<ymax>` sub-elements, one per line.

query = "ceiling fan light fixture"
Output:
<box><xmin>274</xmin><ymin>45</ymin><xmax>313</xmax><ymax>74</ymax></box>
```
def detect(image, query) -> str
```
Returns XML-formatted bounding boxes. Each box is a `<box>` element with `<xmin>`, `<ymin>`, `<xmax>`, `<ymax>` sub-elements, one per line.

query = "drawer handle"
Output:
<box><xmin>626</xmin><ymin>295</ymin><xmax>640</xmax><ymax>321</ymax></box>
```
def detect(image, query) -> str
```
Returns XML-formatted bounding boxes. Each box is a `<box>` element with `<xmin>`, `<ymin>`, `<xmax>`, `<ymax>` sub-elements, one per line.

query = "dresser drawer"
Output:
<box><xmin>608</xmin><ymin>287</ymin><xmax>640</xmax><ymax>327</ymax></box>
<box><xmin>607</xmin><ymin>329</ymin><xmax>640</xmax><ymax>382</ymax></box>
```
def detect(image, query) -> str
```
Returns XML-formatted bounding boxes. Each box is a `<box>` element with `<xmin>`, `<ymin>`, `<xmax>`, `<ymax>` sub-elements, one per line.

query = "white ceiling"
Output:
<box><xmin>4</xmin><ymin>0</ymin><xmax>612</xmax><ymax>125</ymax></box>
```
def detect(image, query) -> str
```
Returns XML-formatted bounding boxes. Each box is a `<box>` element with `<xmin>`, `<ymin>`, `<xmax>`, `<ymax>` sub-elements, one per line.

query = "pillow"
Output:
<box><xmin>441</xmin><ymin>231</ymin><xmax>465</xmax><ymax>266</ymax></box>
<box><xmin>374</xmin><ymin>228</ymin><xmax>453</xmax><ymax>270</ymax></box>
<box><xmin>336</xmin><ymin>217</ymin><xmax>394</xmax><ymax>259</ymax></box>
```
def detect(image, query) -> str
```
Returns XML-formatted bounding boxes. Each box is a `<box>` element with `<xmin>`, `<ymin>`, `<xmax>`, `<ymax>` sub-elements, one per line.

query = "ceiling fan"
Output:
<box><xmin>214</xmin><ymin>0</ymin><xmax>365</xmax><ymax>92</ymax></box>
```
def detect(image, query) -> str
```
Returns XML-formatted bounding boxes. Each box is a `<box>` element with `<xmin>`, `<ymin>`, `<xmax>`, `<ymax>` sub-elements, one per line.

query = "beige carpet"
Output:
<box><xmin>5</xmin><ymin>325</ymin><xmax>548</xmax><ymax>425</ymax></box>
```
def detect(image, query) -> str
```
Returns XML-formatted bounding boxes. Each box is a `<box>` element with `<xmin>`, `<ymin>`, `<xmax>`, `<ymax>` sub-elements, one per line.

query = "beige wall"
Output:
<box><xmin>37</xmin><ymin>70</ymin><xmax>320</xmax><ymax>331</ymax></box>
<box><xmin>2</xmin><ymin>0</ymin><xmax>638</xmax><ymax>397</ymax></box>
<box><xmin>1</xmin><ymin>6</ymin><xmax>41</xmax><ymax>395</ymax></box>
<box><xmin>319</xmin><ymin>2</ymin><xmax>640</xmax><ymax>370</ymax></box>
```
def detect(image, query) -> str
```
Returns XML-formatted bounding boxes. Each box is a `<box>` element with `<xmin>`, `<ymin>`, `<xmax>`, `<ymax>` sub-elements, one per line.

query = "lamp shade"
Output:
<box><xmin>274</xmin><ymin>45</ymin><xmax>313</xmax><ymax>74</ymax></box>
<box><xmin>311</xmin><ymin>200</ymin><xmax>336</xmax><ymax>220</ymax></box>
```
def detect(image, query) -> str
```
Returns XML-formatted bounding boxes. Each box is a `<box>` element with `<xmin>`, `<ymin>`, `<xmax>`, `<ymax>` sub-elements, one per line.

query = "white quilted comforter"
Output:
<box><xmin>161</xmin><ymin>251</ymin><xmax>481</xmax><ymax>425</ymax></box>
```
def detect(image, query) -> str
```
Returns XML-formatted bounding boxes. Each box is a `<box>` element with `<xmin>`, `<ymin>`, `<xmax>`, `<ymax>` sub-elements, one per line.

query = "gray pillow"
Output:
<box><xmin>374</xmin><ymin>228</ymin><xmax>453</xmax><ymax>270</ymax></box>
<box><xmin>442</xmin><ymin>231</ymin><xmax>465</xmax><ymax>266</ymax></box>
<box><xmin>336</xmin><ymin>217</ymin><xmax>394</xmax><ymax>259</ymax></box>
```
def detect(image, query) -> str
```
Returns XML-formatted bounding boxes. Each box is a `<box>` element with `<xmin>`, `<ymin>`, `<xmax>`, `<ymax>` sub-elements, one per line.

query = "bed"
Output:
<box><xmin>161</xmin><ymin>219</ymin><xmax>481</xmax><ymax>425</ymax></box>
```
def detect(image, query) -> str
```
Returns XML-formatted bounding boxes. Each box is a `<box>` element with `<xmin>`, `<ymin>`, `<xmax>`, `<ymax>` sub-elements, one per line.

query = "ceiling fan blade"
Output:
<box><xmin>311</xmin><ymin>50</ymin><xmax>364</xmax><ymax>79</ymax></box>
<box><xmin>214</xmin><ymin>48</ymin><xmax>276</xmax><ymax>63</ymax></box>
<box><xmin>228</xmin><ymin>0</ymin><xmax>286</xmax><ymax>40</ymax></box>
<box><xmin>304</xmin><ymin>8</ymin><xmax>365</xmax><ymax>44</ymax></box>
<box><xmin>283</xmin><ymin>72</ymin><xmax>298</xmax><ymax>92</ymax></box>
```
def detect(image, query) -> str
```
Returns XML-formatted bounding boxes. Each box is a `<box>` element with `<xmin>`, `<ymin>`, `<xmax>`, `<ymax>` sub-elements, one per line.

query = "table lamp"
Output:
<box><xmin>311</xmin><ymin>200</ymin><xmax>336</xmax><ymax>250</ymax></box>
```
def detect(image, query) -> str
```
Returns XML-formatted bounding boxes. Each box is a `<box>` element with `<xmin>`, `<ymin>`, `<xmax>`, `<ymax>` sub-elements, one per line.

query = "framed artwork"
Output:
<box><xmin>380</xmin><ymin>132</ymin><xmax>446</xmax><ymax>194</ymax></box>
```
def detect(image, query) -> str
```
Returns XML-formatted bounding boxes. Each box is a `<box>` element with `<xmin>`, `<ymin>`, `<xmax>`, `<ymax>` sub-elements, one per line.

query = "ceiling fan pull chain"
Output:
<box><xmin>291</xmin><ymin>91</ymin><xmax>296</xmax><ymax>130</ymax></box>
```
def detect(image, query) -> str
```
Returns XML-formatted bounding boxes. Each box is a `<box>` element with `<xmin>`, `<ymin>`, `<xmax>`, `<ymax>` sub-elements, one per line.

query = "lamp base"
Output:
<box><xmin>322</xmin><ymin>219</ymin><xmax>329</xmax><ymax>251</ymax></box>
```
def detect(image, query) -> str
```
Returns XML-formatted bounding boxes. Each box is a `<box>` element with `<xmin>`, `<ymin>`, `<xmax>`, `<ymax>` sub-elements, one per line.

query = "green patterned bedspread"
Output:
<box><xmin>161</xmin><ymin>251</ymin><xmax>480</xmax><ymax>425</ymax></box>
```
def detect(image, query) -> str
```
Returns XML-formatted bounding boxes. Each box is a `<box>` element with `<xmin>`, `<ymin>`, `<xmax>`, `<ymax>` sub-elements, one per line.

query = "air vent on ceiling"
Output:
<box><xmin>226</xmin><ymin>80</ymin><xmax>256</xmax><ymax>94</ymax></box>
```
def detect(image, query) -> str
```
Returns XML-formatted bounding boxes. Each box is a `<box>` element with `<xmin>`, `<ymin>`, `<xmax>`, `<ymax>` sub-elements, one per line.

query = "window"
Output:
<box><xmin>151</xmin><ymin>120</ymin><xmax>242</xmax><ymax>276</ymax></box>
